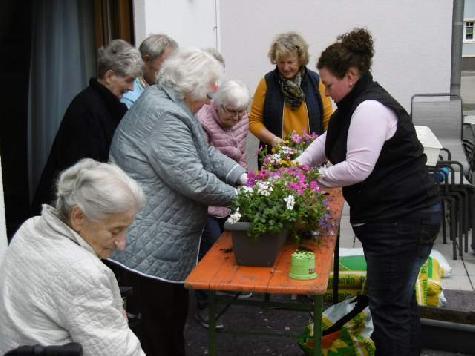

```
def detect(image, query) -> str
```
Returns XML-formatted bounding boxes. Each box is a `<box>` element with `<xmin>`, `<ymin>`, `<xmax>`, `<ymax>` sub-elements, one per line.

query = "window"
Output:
<box><xmin>465</xmin><ymin>21</ymin><xmax>474</xmax><ymax>41</ymax></box>
<box><xmin>94</xmin><ymin>0</ymin><xmax>135</xmax><ymax>48</ymax></box>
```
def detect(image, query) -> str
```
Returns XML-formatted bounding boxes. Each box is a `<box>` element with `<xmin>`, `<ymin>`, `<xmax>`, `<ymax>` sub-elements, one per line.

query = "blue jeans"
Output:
<box><xmin>196</xmin><ymin>216</ymin><xmax>226</xmax><ymax>309</ymax></box>
<box><xmin>352</xmin><ymin>203</ymin><xmax>441</xmax><ymax>356</ymax></box>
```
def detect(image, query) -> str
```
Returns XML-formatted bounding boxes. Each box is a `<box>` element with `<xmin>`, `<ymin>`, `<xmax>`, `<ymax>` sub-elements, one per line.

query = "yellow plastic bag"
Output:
<box><xmin>298</xmin><ymin>296</ymin><xmax>375</xmax><ymax>356</ymax></box>
<box><xmin>416</xmin><ymin>256</ymin><xmax>444</xmax><ymax>307</ymax></box>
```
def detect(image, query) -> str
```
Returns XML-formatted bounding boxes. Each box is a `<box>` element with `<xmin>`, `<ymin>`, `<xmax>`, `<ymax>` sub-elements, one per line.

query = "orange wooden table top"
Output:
<box><xmin>185</xmin><ymin>188</ymin><xmax>345</xmax><ymax>296</ymax></box>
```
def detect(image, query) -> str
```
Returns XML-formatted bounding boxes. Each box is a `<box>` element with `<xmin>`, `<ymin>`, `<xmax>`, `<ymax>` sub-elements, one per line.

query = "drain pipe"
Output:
<box><xmin>451</xmin><ymin>0</ymin><xmax>465</xmax><ymax>96</ymax></box>
<box><xmin>213</xmin><ymin>0</ymin><xmax>221</xmax><ymax>51</ymax></box>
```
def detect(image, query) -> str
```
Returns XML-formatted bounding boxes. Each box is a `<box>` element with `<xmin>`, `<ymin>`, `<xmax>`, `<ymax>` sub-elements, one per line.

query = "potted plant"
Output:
<box><xmin>259</xmin><ymin>131</ymin><xmax>319</xmax><ymax>170</ymax></box>
<box><xmin>225</xmin><ymin>163</ymin><xmax>330</xmax><ymax>267</ymax></box>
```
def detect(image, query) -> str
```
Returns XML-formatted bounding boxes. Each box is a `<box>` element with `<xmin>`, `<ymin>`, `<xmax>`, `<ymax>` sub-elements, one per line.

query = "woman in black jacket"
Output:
<box><xmin>31</xmin><ymin>39</ymin><xmax>142</xmax><ymax>215</ymax></box>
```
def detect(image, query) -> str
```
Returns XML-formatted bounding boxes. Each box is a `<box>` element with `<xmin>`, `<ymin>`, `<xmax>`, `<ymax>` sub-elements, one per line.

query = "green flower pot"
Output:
<box><xmin>289</xmin><ymin>250</ymin><xmax>317</xmax><ymax>280</ymax></box>
<box><xmin>224</xmin><ymin>221</ymin><xmax>287</xmax><ymax>267</ymax></box>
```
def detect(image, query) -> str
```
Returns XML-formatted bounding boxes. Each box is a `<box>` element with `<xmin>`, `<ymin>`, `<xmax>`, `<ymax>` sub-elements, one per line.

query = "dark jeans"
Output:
<box><xmin>110</xmin><ymin>266</ymin><xmax>189</xmax><ymax>356</ymax></box>
<box><xmin>196</xmin><ymin>216</ymin><xmax>225</xmax><ymax>310</ymax></box>
<box><xmin>352</xmin><ymin>204</ymin><xmax>441</xmax><ymax>356</ymax></box>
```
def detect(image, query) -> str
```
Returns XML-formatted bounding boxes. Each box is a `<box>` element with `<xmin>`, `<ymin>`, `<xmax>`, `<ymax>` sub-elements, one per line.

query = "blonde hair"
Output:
<box><xmin>268</xmin><ymin>32</ymin><xmax>309</xmax><ymax>66</ymax></box>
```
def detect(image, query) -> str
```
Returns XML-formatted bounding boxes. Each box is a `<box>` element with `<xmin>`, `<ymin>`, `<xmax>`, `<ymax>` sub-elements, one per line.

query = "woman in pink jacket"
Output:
<box><xmin>195</xmin><ymin>80</ymin><xmax>251</xmax><ymax>327</ymax></box>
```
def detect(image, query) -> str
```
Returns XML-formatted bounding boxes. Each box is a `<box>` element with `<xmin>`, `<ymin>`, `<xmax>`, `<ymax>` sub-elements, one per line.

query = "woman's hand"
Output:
<box><xmin>238</xmin><ymin>173</ymin><xmax>248</xmax><ymax>186</ymax></box>
<box><xmin>271</xmin><ymin>136</ymin><xmax>284</xmax><ymax>146</ymax></box>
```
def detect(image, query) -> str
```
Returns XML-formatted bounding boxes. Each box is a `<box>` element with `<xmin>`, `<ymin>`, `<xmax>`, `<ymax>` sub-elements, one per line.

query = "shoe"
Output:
<box><xmin>216</xmin><ymin>291</ymin><xmax>253</xmax><ymax>299</ymax></box>
<box><xmin>194</xmin><ymin>309</ymin><xmax>224</xmax><ymax>330</ymax></box>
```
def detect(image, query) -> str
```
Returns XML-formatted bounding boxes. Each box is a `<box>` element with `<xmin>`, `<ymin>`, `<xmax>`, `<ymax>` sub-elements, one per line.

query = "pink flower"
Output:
<box><xmin>310</xmin><ymin>180</ymin><xmax>320</xmax><ymax>192</ymax></box>
<box><xmin>291</xmin><ymin>132</ymin><xmax>302</xmax><ymax>144</ymax></box>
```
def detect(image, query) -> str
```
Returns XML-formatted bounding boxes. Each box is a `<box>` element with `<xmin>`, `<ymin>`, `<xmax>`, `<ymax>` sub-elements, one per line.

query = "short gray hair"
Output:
<box><xmin>97</xmin><ymin>39</ymin><xmax>143</xmax><ymax>79</ymax></box>
<box><xmin>157</xmin><ymin>48</ymin><xmax>224</xmax><ymax>100</ymax></box>
<box><xmin>213</xmin><ymin>80</ymin><xmax>250</xmax><ymax>109</ymax></box>
<box><xmin>139</xmin><ymin>34</ymin><xmax>178</xmax><ymax>60</ymax></box>
<box><xmin>56</xmin><ymin>158</ymin><xmax>145</xmax><ymax>222</ymax></box>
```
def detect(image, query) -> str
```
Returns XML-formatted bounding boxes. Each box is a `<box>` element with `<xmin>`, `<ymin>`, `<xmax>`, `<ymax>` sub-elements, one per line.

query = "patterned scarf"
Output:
<box><xmin>279</xmin><ymin>67</ymin><xmax>305</xmax><ymax>110</ymax></box>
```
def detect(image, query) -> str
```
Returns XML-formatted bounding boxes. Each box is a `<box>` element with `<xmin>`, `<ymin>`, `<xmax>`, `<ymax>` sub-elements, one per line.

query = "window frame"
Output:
<box><xmin>464</xmin><ymin>19</ymin><xmax>475</xmax><ymax>43</ymax></box>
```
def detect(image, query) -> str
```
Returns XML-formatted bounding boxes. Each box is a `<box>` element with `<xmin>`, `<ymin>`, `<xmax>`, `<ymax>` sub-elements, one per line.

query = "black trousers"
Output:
<box><xmin>352</xmin><ymin>204</ymin><xmax>441</xmax><ymax>356</ymax></box>
<box><xmin>108</xmin><ymin>263</ymin><xmax>189</xmax><ymax>356</ymax></box>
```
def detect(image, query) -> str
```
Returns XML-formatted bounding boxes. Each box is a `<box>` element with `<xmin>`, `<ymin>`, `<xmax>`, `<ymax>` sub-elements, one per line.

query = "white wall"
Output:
<box><xmin>220</xmin><ymin>0</ymin><xmax>453</xmax><ymax>111</ymax></box>
<box><xmin>133</xmin><ymin>0</ymin><xmax>217</xmax><ymax>49</ymax></box>
<box><xmin>135</xmin><ymin>0</ymin><xmax>453</xmax><ymax>111</ymax></box>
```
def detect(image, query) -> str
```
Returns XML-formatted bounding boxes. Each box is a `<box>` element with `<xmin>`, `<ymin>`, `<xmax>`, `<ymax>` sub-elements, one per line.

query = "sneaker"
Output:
<box><xmin>194</xmin><ymin>308</ymin><xmax>224</xmax><ymax>330</ymax></box>
<box><xmin>216</xmin><ymin>291</ymin><xmax>253</xmax><ymax>299</ymax></box>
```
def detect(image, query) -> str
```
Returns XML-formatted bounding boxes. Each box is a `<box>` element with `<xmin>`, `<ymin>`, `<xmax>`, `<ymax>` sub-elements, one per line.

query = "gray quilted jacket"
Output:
<box><xmin>109</xmin><ymin>85</ymin><xmax>245</xmax><ymax>282</ymax></box>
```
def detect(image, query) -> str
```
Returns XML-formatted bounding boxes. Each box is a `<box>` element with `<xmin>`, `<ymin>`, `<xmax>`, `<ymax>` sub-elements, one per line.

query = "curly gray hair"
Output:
<box><xmin>157</xmin><ymin>48</ymin><xmax>224</xmax><ymax>100</ymax></box>
<box><xmin>97</xmin><ymin>39</ymin><xmax>143</xmax><ymax>79</ymax></box>
<box><xmin>213</xmin><ymin>80</ymin><xmax>250</xmax><ymax>110</ymax></box>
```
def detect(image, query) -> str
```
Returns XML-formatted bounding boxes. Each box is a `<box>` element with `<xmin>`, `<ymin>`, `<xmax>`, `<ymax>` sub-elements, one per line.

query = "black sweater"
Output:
<box><xmin>31</xmin><ymin>78</ymin><xmax>127</xmax><ymax>215</ymax></box>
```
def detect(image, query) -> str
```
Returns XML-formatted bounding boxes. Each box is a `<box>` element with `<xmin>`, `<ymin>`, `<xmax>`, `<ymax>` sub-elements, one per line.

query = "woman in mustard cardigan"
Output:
<box><xmin>249</xmin><ymin>32</ymin><xmax>333</xmax><ymax>151</ymax></box>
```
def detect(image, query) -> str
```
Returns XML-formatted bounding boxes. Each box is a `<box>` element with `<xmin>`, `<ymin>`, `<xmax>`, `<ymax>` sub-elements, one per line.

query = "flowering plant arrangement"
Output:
<box><xmin>260</xmin><ymin>131</ymin><xmax>318</xmax><ymax>171</ymax></box>
<box><xmin>227</xmin><ymin>165</ymin><xmax>330</xmax><ymax>239</ymax></box>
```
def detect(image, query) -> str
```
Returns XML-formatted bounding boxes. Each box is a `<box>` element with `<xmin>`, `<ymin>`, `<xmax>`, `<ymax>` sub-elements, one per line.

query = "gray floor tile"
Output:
<box><xmin>441</xmin><ymin>276</ymin><xmax>473</xmax><ymax>291</ymax></box>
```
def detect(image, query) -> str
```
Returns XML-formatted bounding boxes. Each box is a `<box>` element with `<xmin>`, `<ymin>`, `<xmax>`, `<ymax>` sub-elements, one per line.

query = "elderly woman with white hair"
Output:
<box><xmin>0</xmin><ymin>158</ymin><xmax>146</xmax><ymax>356</ymax></box>
<box><xmin>31</xmin><ymin>39</ymin><xmax>143</xmax><ymax>215</ymax></box>
<box><xmin>109</xmin><ymin>48</ymin><xmax>246</xmax><ymax>356</ymax></box>
<box><xmin>193</xmin><ymin>80</ymin><xmax>251</xmax><ymax>327</ymax></box>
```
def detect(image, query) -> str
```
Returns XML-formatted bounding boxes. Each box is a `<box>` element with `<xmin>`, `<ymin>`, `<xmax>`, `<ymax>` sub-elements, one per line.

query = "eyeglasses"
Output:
<box><xmin>221</xmin><ymin>105</ymin><xmax>246</xmax><ymax>118</ymax></box>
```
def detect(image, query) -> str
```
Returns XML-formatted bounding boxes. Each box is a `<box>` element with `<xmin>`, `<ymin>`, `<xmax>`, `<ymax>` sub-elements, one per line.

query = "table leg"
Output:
<box><xmin>332</xmin><ymin>231</ymin><xmax>340</xmax><ymax>305</ymax></box>
<box><xmin>313</xmin><ymin>295</ymin><xmax>323</xmax><ymax>356</ymax></box>
<box><xmin>208</xmin><ymin>291</ymin><xmax>217</xmax><ymax>356</ymax></box>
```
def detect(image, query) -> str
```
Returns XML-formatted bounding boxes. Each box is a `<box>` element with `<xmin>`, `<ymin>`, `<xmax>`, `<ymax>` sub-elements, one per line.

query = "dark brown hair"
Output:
<box><xmin>317</xmin><ymin>28</ymin><xmax>374</xmax><ymax>79</ymax></box>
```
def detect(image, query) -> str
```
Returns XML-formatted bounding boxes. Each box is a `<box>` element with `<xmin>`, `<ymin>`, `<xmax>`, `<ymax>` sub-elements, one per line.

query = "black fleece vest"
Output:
<box><xmin>325</xmin><ymin>73</ymin><xmax>439</xmax><ymax>223</ymax></box>
<box><xmin>263</xmin><ymin>68</ymin><xmax>324</xmax><ymax>139</ymax></box>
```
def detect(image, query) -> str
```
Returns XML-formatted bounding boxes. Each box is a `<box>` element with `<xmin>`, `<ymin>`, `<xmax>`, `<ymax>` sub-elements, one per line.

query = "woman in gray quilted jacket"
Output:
<box><xmin>108</xmin><ymin>48</ymin><xmax>247</xmax><ymax>356</ymax></box>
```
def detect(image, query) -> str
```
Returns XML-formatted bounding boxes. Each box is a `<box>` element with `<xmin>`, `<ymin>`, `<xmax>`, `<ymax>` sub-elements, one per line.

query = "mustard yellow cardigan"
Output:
<box><xmin>249</xmin><ymin>77</ymin><xmax>333</xmax><ymax>139</ymax></box>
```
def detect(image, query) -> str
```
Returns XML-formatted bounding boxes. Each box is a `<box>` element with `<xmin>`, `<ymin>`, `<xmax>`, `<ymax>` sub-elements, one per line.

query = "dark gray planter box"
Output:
<box><xmin>224</xmin><ymin>221</ymin><xmax>287</xmax><ymax>267</ymax></box>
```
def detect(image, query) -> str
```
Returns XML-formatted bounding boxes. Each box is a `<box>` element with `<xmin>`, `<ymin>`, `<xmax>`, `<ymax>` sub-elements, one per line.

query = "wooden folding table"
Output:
<box><xmin>185</xmin><ymin>189</ymin><xmax>344</xmax><ymax>355</ymax></box>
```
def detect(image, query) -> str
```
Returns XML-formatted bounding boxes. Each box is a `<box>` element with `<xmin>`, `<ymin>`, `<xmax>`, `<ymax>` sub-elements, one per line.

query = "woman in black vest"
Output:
<box><xmin>249</xmin><ymin>32</ymin><xmax>333</xmax><ymax>152</ymax></box>
<box><xmin>297</xmin><ymin>28</ymin><xmax>440</xmax><ymax>356</ymax></box>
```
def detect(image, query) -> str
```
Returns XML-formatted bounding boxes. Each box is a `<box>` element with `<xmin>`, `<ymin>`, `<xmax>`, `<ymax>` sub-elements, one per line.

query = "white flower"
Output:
<box><xmin>227</xmin><ymin>209</ymin><xmax>241</xmax><ymax>224</ymax></box>
<box><xmin>238</xmin><ymin>186</ymin><xmax>253</xmax><ymax>194</ymax></box>
<box><xmin>256</xmin><ymin>181</ymin><xmax>273</xmax><ymax>196</ymax></box>
<box><xmin>280</xmin><ymin>146</ymin><xmax>295</xmax><ymax>155</ymax></box>
<box><xmin>284</xmin><ymin>195</ymin><xmax>295</xmax><ymax>210</ymax></box>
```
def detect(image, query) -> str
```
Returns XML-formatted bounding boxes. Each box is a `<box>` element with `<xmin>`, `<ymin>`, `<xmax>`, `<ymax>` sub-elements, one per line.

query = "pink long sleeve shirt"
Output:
<box><xmin>297</xmin><ymin>100</ymin><xmax>397</xmax><ymax>187</ymax></box>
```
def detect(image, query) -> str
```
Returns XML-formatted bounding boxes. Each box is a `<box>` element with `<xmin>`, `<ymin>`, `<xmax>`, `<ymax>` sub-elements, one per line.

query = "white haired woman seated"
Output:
<box><xmin>0</xmin><ymin>159</ymin><xmax>146</xmax><ymax>356</ymax></box>
<box><xmin>109</xmin><ymin>48</ymin><xmax>247</xmax><ymax>355</ymax></box>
